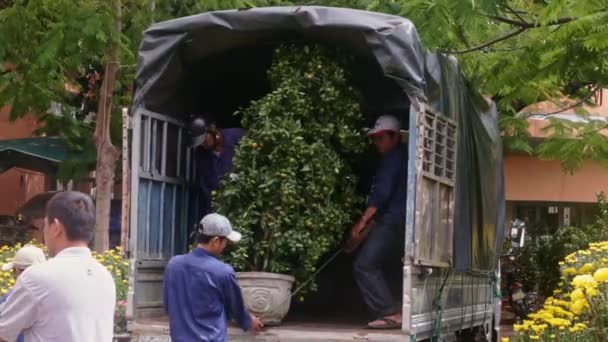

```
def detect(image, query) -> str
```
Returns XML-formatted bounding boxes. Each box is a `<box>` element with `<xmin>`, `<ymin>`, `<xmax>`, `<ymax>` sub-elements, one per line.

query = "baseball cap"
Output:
<box><xmin>200</xmin><ymin>213</ymin><xmax>242</xmax><ymax>243</ymax></box>
<box><xmin>2</xmin><ymin>245</ymin><xmax>46</xmax><ymax>272</ymax></box>
<box><xmin>367</xmin><ymin>115</ymin><xmax>401</xmax><ymax>136</ymax></box>
<box><xmin>190</xmin><ymin>117</ymin><xmax>208</xmax><ymax>148</ymax></box>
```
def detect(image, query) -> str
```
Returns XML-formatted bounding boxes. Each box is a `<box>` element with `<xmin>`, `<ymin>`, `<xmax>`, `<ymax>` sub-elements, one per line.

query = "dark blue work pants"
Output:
<box><xmin>353</xmin><ymin>215</ymin><xmax>405</xmax><ymax>318</ymax></box>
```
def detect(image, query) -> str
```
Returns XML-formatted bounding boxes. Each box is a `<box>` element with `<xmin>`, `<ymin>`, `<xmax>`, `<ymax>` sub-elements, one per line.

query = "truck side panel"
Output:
<box><xmin>403</xmin><ymin>103</ymin><xmax>496</xmax><ymax>340</ymax></box>
<box><xmin>126</xmin><ymin>109</ymin><xmax>191</xmax><ymax>319</ymax></box>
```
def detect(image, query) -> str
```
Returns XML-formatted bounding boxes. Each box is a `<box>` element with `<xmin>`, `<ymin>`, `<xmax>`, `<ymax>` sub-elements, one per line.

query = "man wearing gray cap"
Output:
<box><xmin>190</xmin><ymin>117</ymin><xmax>246</xmax><ymax>218</ymax></box>
<box><xmin>163</xmin><ymin>213</ymin><xmax>262</xmax><ymax>342</ymax></box>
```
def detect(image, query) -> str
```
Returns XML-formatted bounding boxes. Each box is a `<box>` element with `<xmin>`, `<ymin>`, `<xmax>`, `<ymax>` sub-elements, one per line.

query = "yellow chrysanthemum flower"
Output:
<box><xmin>578</xmin><ymin>263</ymin><xmax>595</xmax><ymax>274</ymax></box>
<box><xmin>593</xmin><ymin>268</ymin><xmax>608</xmax><ymax>282</ymax></box>
<box><xmin>562</xmin><ymin>267</ymin><xmax>577</xmax><ymax>276</ymax></box>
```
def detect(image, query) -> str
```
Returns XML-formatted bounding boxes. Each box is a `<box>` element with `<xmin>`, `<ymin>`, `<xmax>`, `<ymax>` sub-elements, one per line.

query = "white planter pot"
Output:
<box><xmin>237</xmin><ymin>272</ymin><xmax>295</xmax><ymax>325</ymax></box>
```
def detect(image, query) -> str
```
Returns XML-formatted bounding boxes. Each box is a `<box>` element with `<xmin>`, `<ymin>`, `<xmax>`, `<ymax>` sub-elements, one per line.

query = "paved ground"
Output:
<box><xmin>131</xmin><ymin>306</ymin><xmax>519</xmax><ymax>341</ymax></box>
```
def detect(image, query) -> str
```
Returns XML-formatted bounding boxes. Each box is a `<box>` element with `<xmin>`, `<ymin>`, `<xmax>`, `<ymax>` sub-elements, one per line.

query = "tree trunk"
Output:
<box><xmin>93</xmin><ymin>0</ymin><xmax>121</xmax><ymax>252</ymax></box>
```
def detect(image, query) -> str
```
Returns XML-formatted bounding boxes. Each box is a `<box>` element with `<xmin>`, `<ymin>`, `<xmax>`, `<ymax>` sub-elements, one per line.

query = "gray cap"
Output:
<box><xmin>200</xmin><ymin>213</ymin><xmax>242</xmax><ymax>242</ymax></box>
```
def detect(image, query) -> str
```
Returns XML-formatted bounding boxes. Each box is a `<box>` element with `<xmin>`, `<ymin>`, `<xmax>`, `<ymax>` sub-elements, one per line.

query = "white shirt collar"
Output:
<box><xmin>55</xmin><ymin>246</ymin><xmax>92</xmax><ymax>258</ymax></box>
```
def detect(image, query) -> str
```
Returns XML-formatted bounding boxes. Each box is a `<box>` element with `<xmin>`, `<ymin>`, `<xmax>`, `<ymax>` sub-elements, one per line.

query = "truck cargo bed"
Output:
<box><xmin>130</xmin><ymin>316</ymin><xmax>409</xmax><ymax>342</ymax></box>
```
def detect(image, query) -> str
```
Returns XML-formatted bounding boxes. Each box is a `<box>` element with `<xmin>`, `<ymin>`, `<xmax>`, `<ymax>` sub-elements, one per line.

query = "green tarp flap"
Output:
<box><xmin>0</xmin><ymin>137</ymin><xmax>71</xmax><ymax>174</ymax></box>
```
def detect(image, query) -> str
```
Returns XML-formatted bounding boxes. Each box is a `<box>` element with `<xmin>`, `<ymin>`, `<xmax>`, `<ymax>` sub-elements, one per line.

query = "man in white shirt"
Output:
<box><xmin>0</xmin><ymin>191</ymin><xmax>116</xmax><ymax>342</ymax></box>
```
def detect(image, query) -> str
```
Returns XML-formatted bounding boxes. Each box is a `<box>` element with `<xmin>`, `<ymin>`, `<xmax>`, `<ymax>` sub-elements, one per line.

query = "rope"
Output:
<box><xmin>262</xmin><ymin>247</ymin><xmax>345</xmax><ymax>314</ymax></box>
<box><xmin>289</xmin><ymin>247</ymin><xmax>344</xmax><ymax>299</ymax></box>
<box><xmin>431</xmin><ymin>268</ymin><xmax>452</xmax><ymax>341</ymax></box>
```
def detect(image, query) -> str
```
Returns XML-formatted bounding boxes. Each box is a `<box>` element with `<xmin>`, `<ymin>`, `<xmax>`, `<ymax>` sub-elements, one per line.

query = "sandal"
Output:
<box><xmin>366</xmin><ymin>317</ymin><xmax>401</xmax><ymax>330</ymax></box>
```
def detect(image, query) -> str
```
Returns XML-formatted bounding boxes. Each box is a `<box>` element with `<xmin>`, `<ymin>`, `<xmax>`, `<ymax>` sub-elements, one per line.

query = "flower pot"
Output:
<box><xmin>236</xmin><ymin>272</ymin><xmax>295</xmax><ymax>326</ymax></box>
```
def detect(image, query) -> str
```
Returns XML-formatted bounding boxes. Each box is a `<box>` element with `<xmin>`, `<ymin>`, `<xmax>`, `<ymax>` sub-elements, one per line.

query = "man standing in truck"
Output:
<box><xmin>346</xmin><ymin>115</ymin><xmax>407</xmax><ymax>329</ymax></box>
<box><xmin>191</xmin><ymin>117</ymin><xmax>246</xmax><ymax>217</ymax></box>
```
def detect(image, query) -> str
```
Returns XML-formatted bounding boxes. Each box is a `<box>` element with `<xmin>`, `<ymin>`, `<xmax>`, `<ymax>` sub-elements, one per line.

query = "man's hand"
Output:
<box><xmin>350</xmin><ymin>220</ymin><xmax>366</xmax><ymax>240</ymax></box>
<box><xmin>344</xmin><ymin>220</ymin><xmax>367</xmax><ymax>253</ymax></box>
<box><xmin>250</xmin><ymin>314</ymin><xmax>264</xmax><ymax>334</ymax></box>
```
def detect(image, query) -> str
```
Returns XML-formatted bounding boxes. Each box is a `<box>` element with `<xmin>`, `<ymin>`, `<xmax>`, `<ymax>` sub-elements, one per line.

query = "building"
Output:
<box><xmin>504</xmin><ymin>89</ymin><xmax>608</xmax><ymax>232</ymax></box>
<box><xmin>0</xmin><ymin>106</ymin><xmax>48</xmax><ymax>216</ymax></box>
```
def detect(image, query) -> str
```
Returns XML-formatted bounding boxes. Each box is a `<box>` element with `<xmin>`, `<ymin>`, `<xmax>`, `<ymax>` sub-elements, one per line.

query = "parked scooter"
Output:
<box><xmin>501</xmin><ymin>220</ymin><xmax>537</xmax><ymax>321</ymax></box>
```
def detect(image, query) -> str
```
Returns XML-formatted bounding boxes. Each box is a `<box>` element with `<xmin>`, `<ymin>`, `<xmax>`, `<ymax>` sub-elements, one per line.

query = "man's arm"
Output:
<box><xmin>222</xmin><ymin>271</ymin><xmax>253</xmax><ymax>332</ymax></box>
<box><xmin>0</xmin><ymin>277</ymin><xmax>37</xmax><ymax>342</ymax></box>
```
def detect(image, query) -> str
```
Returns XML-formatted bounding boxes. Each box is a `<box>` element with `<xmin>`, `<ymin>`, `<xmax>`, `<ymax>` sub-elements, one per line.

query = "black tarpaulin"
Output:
<box><xmin>132</xmin><ymin>6</ymin><xmax>504</xmax><ymax>271</ymax></box>
<box><xmin>424</xmin><ymin>54</ymin><xmax>505</xmax><ymax>270</ymax></box>
<box><xmin>133</xmin><ymin>6</ymin><xmax>425</xmax><ymax>113</ymax></box>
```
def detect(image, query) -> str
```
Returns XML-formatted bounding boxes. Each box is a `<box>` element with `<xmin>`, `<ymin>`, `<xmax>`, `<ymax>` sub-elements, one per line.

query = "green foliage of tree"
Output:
<box><xmin>214</xmin><ymin>45</ymin><xmax>366</xmax><ymax>292</ymax></box>
<box><xmin>392</xmin><ymin>0</ymin><xmax>608</xmax><ymax>171</ymax></box>
<box><xmin>0</xmin><ymin>0</ymin><xmax>150</xmax><ymax>179</ymax></box>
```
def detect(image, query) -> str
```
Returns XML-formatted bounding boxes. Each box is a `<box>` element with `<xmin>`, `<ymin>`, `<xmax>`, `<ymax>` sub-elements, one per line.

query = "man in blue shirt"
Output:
<box><xmin>164</xmin><ymin>213</ymin><xmax>263</xmax><ymax>341</ymax></box>
<box><xmin>347</xmin><ymin>115</ymin><xmax>407</xmax><ymax>329</ymax></box>
<box><xmin>192</xmin><ymin>119</ymin><xmax>246</xmax><ymax>216</ymax></box>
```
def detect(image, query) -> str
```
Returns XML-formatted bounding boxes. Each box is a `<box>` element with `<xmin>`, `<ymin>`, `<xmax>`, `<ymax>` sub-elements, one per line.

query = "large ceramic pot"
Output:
<box><xmin>236</xmin><ymin>272</ymin><xmax>295</xmax><ymax>325</ymax></box>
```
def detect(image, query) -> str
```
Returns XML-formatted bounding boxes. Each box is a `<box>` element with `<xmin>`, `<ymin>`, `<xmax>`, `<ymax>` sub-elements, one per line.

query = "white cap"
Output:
<box><xmin>367</xmin><ymin>115</ymin><xmax>401</xmax><ymax>136</ymax></box>
<box><xmin>200</xmin><ymin>213</ymin><xmax>242</xmax><ymax>243</ymax></box>
<box><xmin>2</xmin><ymin>245</ymin><xmax>46</xmax><ymax>271</ymax></box>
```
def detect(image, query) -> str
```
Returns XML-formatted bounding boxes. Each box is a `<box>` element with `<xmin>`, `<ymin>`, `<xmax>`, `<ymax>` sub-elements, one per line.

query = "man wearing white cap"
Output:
<box><xmin>0</xmin><ymin>245</ymin><xmax>46</xmax><ymax>342</ymax></box>
<box><xmin>1</xmin><ymin>245</ymin><xmax>46</xmax><ymax>275</ymax></box>
<box><xmin>163</xmin><ymin>213</ymin><xmax>263</xmax><ymax>342</ymax></box>
<box><xmin>346</xmin><ymin>115</ymin><xmax>407</xmax><ymax>329</ymax></box>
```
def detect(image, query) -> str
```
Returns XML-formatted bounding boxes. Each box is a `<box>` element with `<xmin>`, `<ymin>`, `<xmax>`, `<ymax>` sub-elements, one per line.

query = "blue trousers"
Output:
<box><xmin>353</xmin><ymin>215</ymin><xmax>405</xmax><ymax>318</ymax></box>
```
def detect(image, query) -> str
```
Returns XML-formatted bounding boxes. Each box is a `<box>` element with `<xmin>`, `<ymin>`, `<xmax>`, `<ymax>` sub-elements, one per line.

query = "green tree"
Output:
<box><xmin>0</xmin><ymin>0</ymin><xmax>150</xmax><ymax>251</ymax></box>
<box><xmin>387</xmin><ymin>0</ymin><xmax>608</xmax><ymax>171</ymax></box>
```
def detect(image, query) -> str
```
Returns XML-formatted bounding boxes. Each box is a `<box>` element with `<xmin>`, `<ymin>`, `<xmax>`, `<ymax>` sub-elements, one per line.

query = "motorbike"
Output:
<box><xmin>501</xmin><ymin>219</ymin><xmax>537</xmax><ymax>321</ymax></box>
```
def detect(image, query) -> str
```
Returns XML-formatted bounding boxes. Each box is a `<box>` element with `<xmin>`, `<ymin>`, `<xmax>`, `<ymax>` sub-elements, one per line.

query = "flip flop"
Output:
<box><xmin>366</xmin><ymin>317</ymin><xmax>401</xmax><ymax>330</ymax></box>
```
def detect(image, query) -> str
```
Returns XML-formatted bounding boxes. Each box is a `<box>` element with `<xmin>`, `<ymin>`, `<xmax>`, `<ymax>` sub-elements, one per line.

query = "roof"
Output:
<box><xmin>0</xmin><ymin>137</ymin><xmax>72</xmax><ymax>174</ymax></box>
<box><xmin>526</xmin><ymin>113</ymin><xmax>608</xmax><ymax>123</ymax></box>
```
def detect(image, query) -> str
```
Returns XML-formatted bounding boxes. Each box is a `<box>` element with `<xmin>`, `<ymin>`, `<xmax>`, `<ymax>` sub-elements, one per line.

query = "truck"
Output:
<box><xmin>123</xmin><ymin>6</ymin><xmax>505</xmax><ymax>341</ymax></box>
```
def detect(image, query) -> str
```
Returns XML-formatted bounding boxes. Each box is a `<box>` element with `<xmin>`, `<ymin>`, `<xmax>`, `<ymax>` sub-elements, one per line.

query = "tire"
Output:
<box><xmin>512</xmin><ymin>301</ymin><xmax>528</xmax><ymax>319</ymax></box>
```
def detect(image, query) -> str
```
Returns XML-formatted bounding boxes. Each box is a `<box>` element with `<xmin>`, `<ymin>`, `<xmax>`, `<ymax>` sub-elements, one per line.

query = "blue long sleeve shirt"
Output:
<box><xmin>195</xmin><ymin>128</ymin><xmax>246</xmax><ymax>215</ymax></box>
<box><xmin>163</xmin><ymin>248</ymin><xmax>251</xmax><ymax>342</ymax></box>
<box><xmin>367</xmin><ymin>143</ymin><xmax>408</xmax><ymax>219</ymax></box>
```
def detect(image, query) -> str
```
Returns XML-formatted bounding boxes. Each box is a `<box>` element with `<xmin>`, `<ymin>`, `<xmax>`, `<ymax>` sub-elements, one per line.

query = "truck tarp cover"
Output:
<box><xmin>133</xmin><ymin>6</ymin><xmax>504</xmax><ymax>271</ymax></box>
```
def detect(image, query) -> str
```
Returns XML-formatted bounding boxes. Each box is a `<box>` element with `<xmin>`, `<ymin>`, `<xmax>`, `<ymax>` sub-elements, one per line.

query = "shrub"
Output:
<box><xmin>517</xmin><ymin>193</ymin><xmax>608</xmax><ymax>296</ymax></box>
<box><xmin>510</xmin><ymin>240</ymin><xmax>608</xmax><ymax>341</ymax></box>
<box><xmin>214</xmin><ymin>44</ymin><xmax>366</xmax><ymax>294</ymax></box>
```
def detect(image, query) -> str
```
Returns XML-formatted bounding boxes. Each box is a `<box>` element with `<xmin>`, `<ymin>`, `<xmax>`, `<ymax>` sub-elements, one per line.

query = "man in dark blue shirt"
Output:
<box><xmin>163</xmin><ymin>213</ymin><xmax>263</xmax><ymax>341</ymax></box>
<box><xmin>347</xmin><ymin>115</ymin><xmax>407</xmax><ymax>330</ymax></box>
<box><xmin>192</xmin><ymin>120</ymin><xmax>246</xmax><ymax>216</ymax></box>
